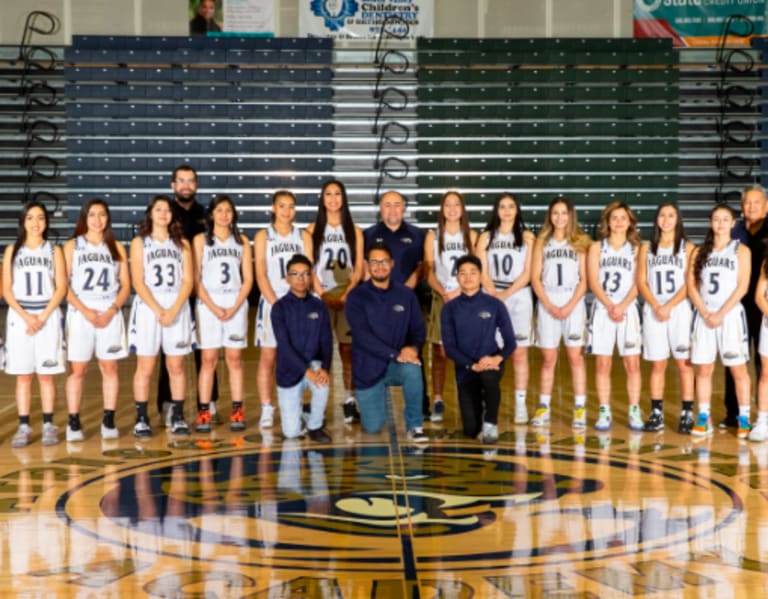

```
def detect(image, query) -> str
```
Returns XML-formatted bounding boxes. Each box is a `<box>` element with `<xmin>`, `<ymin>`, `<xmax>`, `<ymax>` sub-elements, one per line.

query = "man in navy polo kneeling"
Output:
<box><xmin>441</xmin><ymin>254</ymin><xmax>516</xmax><ymax>443</ymax></box>
<box><xmin>271</xmin><ymin>254</ymin><xmax>333</xmax><ymax>443</ymax></box>
<box><xmin>345</xmin><ymin>242</ymin><xmax>428</xmax><ymax>442</ymax></box>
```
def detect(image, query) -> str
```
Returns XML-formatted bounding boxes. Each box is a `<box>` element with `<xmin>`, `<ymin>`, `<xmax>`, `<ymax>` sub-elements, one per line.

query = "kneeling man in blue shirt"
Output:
<box><xmin>271</xmin><ymin>254</ymin><xmax>333</xmax><ymax>443</ymax></box>
<box><xmin>345</xmin><ymin>242</ymin><xmax>428</xmax><ymax>443</ymax></box>
<box><xmin>441</xmin><ymin>254</ymin><xmax>516</xmax><ymax>443</ymax></box>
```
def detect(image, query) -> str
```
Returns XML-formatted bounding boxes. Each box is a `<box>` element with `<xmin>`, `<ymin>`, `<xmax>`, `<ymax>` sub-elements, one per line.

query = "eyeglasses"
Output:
<box><xmin>287</xmin><ymin>271</ymin><xmax>311</xmax><ymax>278</ymax></box>
<box><xmin>368</xmin><ymin>259</ymin><xmax>391</xmax><ymax>266</ymax></box>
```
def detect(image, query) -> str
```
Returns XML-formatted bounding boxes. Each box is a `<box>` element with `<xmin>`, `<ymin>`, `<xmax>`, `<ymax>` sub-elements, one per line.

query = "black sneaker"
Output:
<box><xmin>133</xmin><ymin>417</ymin><xmax>152</xmax><ymax>438</ymax></box>
<box><xmin>342</xmin><ymin>401</ymin><xmax>360</xmax><ymax>424</ymax></box>
<box><xmin>643</xmin><ymin>410</ymin><xmax>664</xmax><ymax>432</ymax></box>
<box><xmin>718</xmin><ymin>416</ymin><xmax>738</xmax><ymax>429</ymax></box>
<box><xmin>678</xmin><ymin>410</ymin><xmax>694</xmax><ymax>435</ymax></box>
<box><xmin>307</xmin><ymin>428</ymin><xmax>332</xmax><ymax>443</ymax></box>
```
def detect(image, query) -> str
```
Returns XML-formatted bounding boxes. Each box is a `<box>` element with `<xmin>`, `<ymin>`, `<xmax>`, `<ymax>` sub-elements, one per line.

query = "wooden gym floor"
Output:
<box><xmin>0</xmin><ymin>319</ymin><xmax>766</xmax><ymax>598</ymax></box>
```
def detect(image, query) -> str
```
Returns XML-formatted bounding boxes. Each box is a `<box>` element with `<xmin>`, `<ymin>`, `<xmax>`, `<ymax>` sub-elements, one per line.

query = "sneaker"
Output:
<box><xmin>514</xmin><ymin>402</ymin><xmax>528</xmax><ymax>425</ymax></box>
<box><xmin>595</xmin><ymin>409</ymin><xmax>612</xmax><ymax>431</ymax></box>
<box><xmin>209</xmin><ymin>400</ymin><xmax>221</xmax><ymax>424</ymax></box>
<box><xmin>678</xmin><ymin>410</ymin><xmax>694</xmax><ymax>435</ymax></box>
<box><xmin>171</xmin><ymin>416</ymin><xmax>190</xmax><ymax>435</ymax></box>
<box><xmin>41</xmin><ymin>422</ymin><xmax>59</xmax><ymax>446</ymax></box>
<box><xmin>643</xmin><ymin>409</ymin><xmax>664</xmax><ymax>432</ymax></box>
<box><xmin>342</xmin><ymin>400</ymin><xmax>360</xmax><ymax>424</ymax></box>
<box><xmin>259</xmin><ymin>404</ymin><xmax>274</xmax><ymax>428</ymax></box>
<box><xmin>195</xmin><ymin>409</ymin><xmax>212</xmax><ymax>433</ymax></box>
<box><xmin>749</xmin><ymin>420</ymin><xmax>768</xmax><ymax>442</ymax></box>
<box><xmin>162</xmin><ymin>402</ymin><xmax>173</xmax><ymax>428</ymax></box>
<box><xmin>718</xmin><ymin>416</ymin><xmax>738</xmax><ymax>429</ymax></box>
<box><xmin>230</xmin><ymin>406</ymin><xmax>246</xmax><ymax>431</ymax></box>
<box><xmin>407</xmin><ymin>427</ymin><xmax>429</xmax><ymax>443</ymax></box>
<box><xmin>628</xmin><ymin>407</ymin><xmax>644</xmax><ymax>431</ymax></box>
<box><xmin>737</xmin><ymin>415</ymin><xmax>752</xmax><ymax>439</ymax></box>
<box><xmin>66</xmin><ymin>425</ymin><xmax>85</xmax><ymax>442</ymax></box>
<box><xmin>308</xmin><ymin>428</ymin><xmax>332</xmax><ymax>443</ymax></box>
<box><xmin>101</xmin><ymin>423</ymin><xmax>119</xmax><ymax>440</ymax></box>
<box><xmin>691</xmin><ymin>413</ymin><xmax>712</xmax><ymax>437</ymax></box>
<box><xmin>11</xmin><ymin>424</ymin><xmax>32</xmax><ymax>448</ymax></box>
<box><xmin>530</xmin><ymin>405</ymin><xmax>551</xmax><ymax>426</ymax></box>
<box><xmin>572</xmin><ymin>407</ymin><xmax>586</xmax><ymax>429</ymax></box>
<box><xmin>134</xmin><ymin>417</ymin><xmax>152</xmax><ymax>438</ymax></box>
<box><xmin>482</xmin><ymin>422</ymin><xmax>499</xmax><ymax>444</ymax></box>
<box><xmin>430</xmin><ymin>399</ymin><xmax>445</xmax><ymax>423</ymax></box>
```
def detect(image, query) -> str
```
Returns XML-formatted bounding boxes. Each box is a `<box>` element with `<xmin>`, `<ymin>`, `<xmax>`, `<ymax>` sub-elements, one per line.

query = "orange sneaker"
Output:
<box><xmin>195</xmin><ymin>409</ymin><xmax>212</xmax><ymax>433</ymax></box>
<box><xmin>230</xmin><ymin>406</ymin><xmax>246</xmax><ymax>431</ymax></box>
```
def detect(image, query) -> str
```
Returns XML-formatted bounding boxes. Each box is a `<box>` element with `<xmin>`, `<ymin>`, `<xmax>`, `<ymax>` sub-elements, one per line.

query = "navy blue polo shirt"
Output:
<box><xmin>364</xmin><ymin>221</ymin><xmax>425</xmax><ymax>286</ymax></box>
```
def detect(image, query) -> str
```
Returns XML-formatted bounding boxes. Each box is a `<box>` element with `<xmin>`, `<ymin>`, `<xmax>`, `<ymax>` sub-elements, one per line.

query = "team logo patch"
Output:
<box><xmin>310</xmin><ymin>0</ymin><xmax>359</xmax><ymax>32</ymax></box>
<box><xmin>308</xmin><ymin>312</ymin><xmax>320</xmax><ymax>320</ymax></box>
<box><xmin>392</xmin><ymin>305</ymin><xmax>405</xmax><ymax>313</ymax></box>
<box><xmin>401</xmin><ymin>237</ymin><xmax>413</xmax><ymax>244</ymax></box>
<box><xmin>478</xmin><ymin>311</ymin><xmax>492</xmax><ymax>320</ymax></box>
<box><xmin>42</xmin><ymin>359</ymin><xmax>59</xmax><ymax>367</ymax></box>
<box><xmin>106</xmin><ymin>345</ymin><xmax>123</xmax><ymax>354</ymax></box>
<box><xmin>175</xmin><ymin>341</ymin><xmax>191</xmax><ymax>349</ymax></box>
<box><xmin>228</xmin><ymin>334</ymin><xmax>245</xmax><ymax>342</ymax></box>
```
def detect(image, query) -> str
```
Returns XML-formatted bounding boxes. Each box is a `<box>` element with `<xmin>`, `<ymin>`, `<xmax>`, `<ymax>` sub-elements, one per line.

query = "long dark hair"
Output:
<box><xmin>138</xmin><ymin>195</ymin><xmax>184</xmax><ymax>248</ymax></box>
<box><xmin>649</xmin><ymin>203</ymin><xmax>686</xmax><ymax>256</ymax></box>
<box><xmin>72</xmin><ymin>198</ymin><xmax>122</xmax><ymax>261</ymax></box>
<box><xmin>483</xmin><ymin>192</ymin><xmax>525</xmax><ymax>249</ymax></box>
<box><xmin>694</xmin><ymin>203</ymin><xmax>736</xmax><ymax>287</ymax></box>
<box><xmin>311</xmin><ymin>180</ymin><xmax>357</xmax><ymax>266</ymax></box>
<box><xmin>12</xmin><ymin>200</ymin><xmax>49</xmax><ymax>265</ymax></box>
<box><xmin>270</xmin><ymin>189</ymin><xmax>296</xmax><ymax>225</ymax></box>
<box><xmin>205</xmin><ymin>195</ymin><xmax>244</xmax><ymax>246</ymax></box>
<box><xmin>436</xmin><ymin>191</ymin><xmax>473</xmax><ymax>254</ymax></box>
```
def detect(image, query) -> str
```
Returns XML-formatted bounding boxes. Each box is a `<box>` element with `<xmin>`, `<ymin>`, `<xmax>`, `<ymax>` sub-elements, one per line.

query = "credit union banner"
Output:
<box><xmin>299</xmin><ymin>0</ymin><xmax>433</xmax><ymax>39</ymax></box>
<box><xmin>634</xmin><ymin>0</ymin><xmax>766</xmax><ymax>47</ymax></box>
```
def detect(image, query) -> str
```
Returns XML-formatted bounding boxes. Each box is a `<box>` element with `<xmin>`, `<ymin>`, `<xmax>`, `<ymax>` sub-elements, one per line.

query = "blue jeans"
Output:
<box><xmin>277</xmin><ymin>375</ymin><xmax>329</xmax><ymax>438</ymax></box>
<box><xmin>356</xmin><ymin>362</ymin><xmax>424</xmax><ymax>433</ymax></box>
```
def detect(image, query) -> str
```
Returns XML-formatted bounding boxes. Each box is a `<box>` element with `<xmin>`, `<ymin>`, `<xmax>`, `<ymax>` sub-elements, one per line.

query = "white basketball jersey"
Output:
<box><xmin>699</xmin><ymin>239</ymin><xmax>740</xmax><ymax>312</ymax></box>
<box><xmin>201</xmin><ymin>234</ymin><xmax>243</xmax><ymax>295</ymax></box>
<box><xmin>541</xmin><ymin>237</ymin><xmax>581</xmax><ymax>293</ymax></box>
<box><xmin>646</xmin><ymin>241</ymin><xmax>686</xmax><ymax>305</ymax></box>
<box><xmin>12</xmin><ymin>241</ymin><xmax>55</xmax><ymax>310</ymax></box>
<box><xmin>434</xmin><ymin>230</ymin><xmax>468</xmax><ymax>292</ymax></box>
<box><xmin>70</xmin><ymin>236</ymin><xmax>120</xmax><ymax>303</ymax></box>
<box><xmin>142</xmin><ymin>236</ymin><xmax>183</xmax><ymax>296</ymax></box>
<box><xmin>487</xmin><ymin>231</ymin><xmax>526</xmax><ymax>290</ymax></box>
<box><xmin>599</xmin><ymin>239</ymin><xmax>636</xmax><ymax>302</ymax></box>
<box><xmin>315</xmin><ymin>224</ymin><xmax>352</xmax><ymax>291</ymax></box>
<box><xmin>265</xmin><ymin>225</ymin><xmax>304</xmax><ymax>298</ymax></box>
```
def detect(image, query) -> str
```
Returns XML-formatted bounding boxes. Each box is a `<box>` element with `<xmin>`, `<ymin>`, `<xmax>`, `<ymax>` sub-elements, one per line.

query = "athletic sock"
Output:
<box><xmin>574</xmin><ymin>395</ymin><xmax>586</xmax><ymax>409</ymax></box>
<box><xmin>43</xmin><ymin>413</ymin><xmax>53</xmax><ymax>425</ymax></box>
<box><xmin>135</xmin><ymin>402</ymin><xmax>148</xmax><ymax>420</ymax></box>
<box><xmin>172</xmin><ymin>399</ymin><xmax>184</xmax><ymax>418</ymax></box>
<box><xmin>682</xmin><ymin>400</ymin><xmax>694</xmax><ymax>413</ymax></box>
<box><xmin>539</xmin><ymin>394</ymin><xmax>551</xmax><ymax>408</ymax></box>
<box><xmin>651</xmin><ymin>399</ymin><xmax>663</xmax><ymax>413</ymax></box>
<box><xmin>232</xmin><ymin>401</ymin><xmax>243</xmax><ymax>410</ymax></box>
<box><xmin>758</xmin><ymin>412</ymin><xmax>768</xmax><ymax>425</ymax></box>
<box><xmin>740</xmin><ymin>405</ymin><xmax>751</xmax><ymax>420</ymax></box>
<box><xmin>19</xmin><ymin>415</ymin><xmax>30</xmax><ymax>426</ymax></box>
<box><xmin>199</xmin><ymin>403</ymin><xmax>210</xmax><ymax>412</ymax></box>
<box><xmin>68</xmin><ymin>413</ymin><xmax>81</xmax><ymax>431</ymax></box>
<box><xmin>515</xmin><ymin>390</ymin><xmax>526</xmax><ymax>405</ymax></box>
<box><xmin>103</xmin><ymin>410</ymin><xmax>115</xmax><ymax>428</ymax></box>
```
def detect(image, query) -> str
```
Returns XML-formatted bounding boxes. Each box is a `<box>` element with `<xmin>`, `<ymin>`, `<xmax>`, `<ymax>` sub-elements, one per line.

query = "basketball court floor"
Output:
<box><xmin>0</xmin><ymin>336</ymin><xmax>766</xmax><ymax>598</ymax></box>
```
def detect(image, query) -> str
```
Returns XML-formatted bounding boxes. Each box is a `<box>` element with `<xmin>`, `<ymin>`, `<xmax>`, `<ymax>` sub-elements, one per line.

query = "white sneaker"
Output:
<box><xmin>430</xmin><ymin>399</ymin><xmax>444</xmax><ymax>422</ymax></box>
<box><xmin>513</xmin><ymin>402</ymin><xmax>528</xmax><ymax>425</ymax></box>
<box><xmin>11</xmin><ymin>424</ymin><xmax>32</xmax><ymax>448</ymax></box>
<box><xmin>482</xmin><ymin>422</ymin><xmax>498</xmax><ymax>444</ymax></box>
<box><xmin>749</xmin><ymin>420</ymin><xmax>768</xmax><ymax>442</ymax></box>
<box><xmin>572</xmin><ymin>406</ymin><xmax>586</xmax><ymax>429</ymax></box>
<box><xmin>628</xmin><ymin>406</ymin><xmax>644</xmax><ymax>431</ymax></box>
<box><xmin>259</xmin><ymin>404</ymin><xmax>274</xmax><ymax>428</ymax></box>
<box><xmin>101</xmin><ymin>423</ymin><xmax>119</xmax><ymax>440</ymax></box>
<box><xmin>407</xmin><ymin>427</ymin><xmax>429</xmax><ymax>443</ymax></box>
<box><xmin>530</xmin><ymin>405</ymin><xmax>550</xmax><ymax>426</ymax></box>
<box><xmin>595</xmin><ymin>409</ymin><xmax>612</xmax><ymax>431</ymax></box>
<box><xmin>66</xmin><ymin>425</ymin><xmax>85</xmax><ymax>442</ymax></box>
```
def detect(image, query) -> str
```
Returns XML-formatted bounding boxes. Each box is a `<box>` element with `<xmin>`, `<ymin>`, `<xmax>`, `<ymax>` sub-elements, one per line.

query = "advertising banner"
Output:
<box><xmin>633</xmin><ymin>0</ymin><xmax>766</xmax><ymax>47</ymax></box>
<box><xmin>223</xmin><ymin>0</ymin><xmax>274</xmax><ymax>34</ymax></box>
<box><xmin>299</xmin><ymin>0</ymin><xmax>433</xmax><ymax>40</ymax></box>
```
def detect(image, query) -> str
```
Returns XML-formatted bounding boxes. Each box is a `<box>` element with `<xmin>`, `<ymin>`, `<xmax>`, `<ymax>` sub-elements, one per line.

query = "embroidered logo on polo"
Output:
<box><xmin>478</xmin><ymin>311</ymin><xmax>492</xmax><ymax>319</ymax></box>
<box><xmin>308</xmin><ymin>312</ymin><xmax>320</xmax><ymax>320</ymax></box>
<box><xmin>393</xmin><ymin>305</ymin><xmax>405</xmax><ymax>312</ymax></box>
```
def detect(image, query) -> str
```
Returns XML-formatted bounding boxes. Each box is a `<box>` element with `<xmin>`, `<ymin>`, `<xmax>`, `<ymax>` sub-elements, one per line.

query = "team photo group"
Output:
<box><xmin>4</xmin><ymin>162</ymin><xmax>768</xmax><ymax>449</ymax></box>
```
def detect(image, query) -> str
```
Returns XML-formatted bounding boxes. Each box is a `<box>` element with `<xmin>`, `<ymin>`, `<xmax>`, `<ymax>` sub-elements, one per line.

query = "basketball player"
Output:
<box><xmin>530</xmin><ymin>197</ymin><xmax>591</xmax><ymax>428</ymax></box>
<box><xmin>308</xmin><ymin>180</ymin><xmax>364</xmax><ymax>424</ymax></box>
<box><xmin>475</xmin><ymin>193</ymin><xmax>534</xmax><ymax>424</ymax></box>
<box><xmin>441</xmin><ymin>254</ymin><xmax>515</xmax><ymax>443</ymax></box>
<box><xmin>424</xmin><ymin>191</ymin><xmax>477</xmax><ymax>422</ymax></box>
<box><xmin>253</xmin><ymin>190</ymin><xmax>312</xmax><ymax>428</ymax></box>
<box><xmin>749</xmin><ymin>256</ymin><xmax>768</xmax><ymax>441</ymax></box>
<box><xmin>193</xmin><ymin>195</ymin><xmax>252</xmax><ymax>432</ymax></box>
<box><xmin>63</xmin><ymin>198</ymin><xmax>130</xmax><ymax>441</ymax></box>
<box><xmin>587</xmin><ymin>201</ymin><xmax>643</xmax><ymax>431</ymax></box>
<box><xmin>688</xmin><ymin>204</ymin><xmax>751</xmax><ymax>438</ymax></box>
<box><xmin>128</xmin><ymin>195</ymin><xmax>195</xmax><ymax>438</ymax></box>
<box><xmin>4</xmin><ymin>201</ymin><xmax>67</xmax><ymax>448</ymax></box>
<box><xmin>636</xmin><ymin>203</ymin><xmax>695</xmax><ymax>433</ymax></box>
